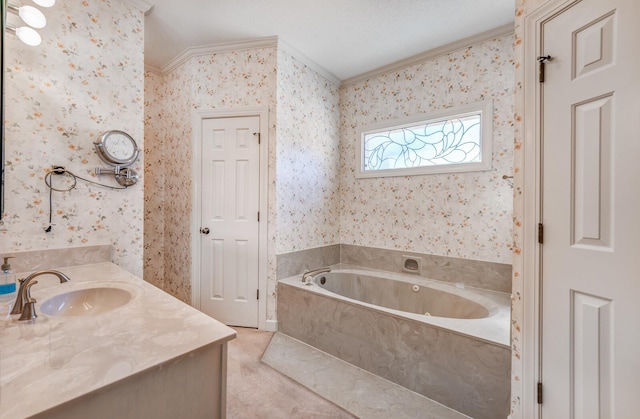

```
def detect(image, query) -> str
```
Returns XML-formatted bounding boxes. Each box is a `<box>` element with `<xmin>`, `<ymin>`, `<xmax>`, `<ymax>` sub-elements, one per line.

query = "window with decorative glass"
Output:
<box><xmin>357</xmin><ymin>101</ymin><xmax>493</xmax><ymax>178</ymax></box>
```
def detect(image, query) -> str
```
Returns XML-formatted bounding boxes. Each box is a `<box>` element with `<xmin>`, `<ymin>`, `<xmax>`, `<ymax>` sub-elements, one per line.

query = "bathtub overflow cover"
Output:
<box><xmin>319</xmin><ymin>276</ymin><xmax>327</xmax><ymax>285</ymax></box>
<box><xmin>412</xmin><ymin>284</ymin><xmax>420</xmax><ymax>292</ymax></box>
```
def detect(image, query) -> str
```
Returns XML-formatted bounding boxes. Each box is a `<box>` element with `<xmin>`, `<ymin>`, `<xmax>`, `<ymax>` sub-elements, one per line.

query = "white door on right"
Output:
<box><xmin>541</xmin><ymin>0</ymin><xmax>640</xmax><ymax>417</ymax></box>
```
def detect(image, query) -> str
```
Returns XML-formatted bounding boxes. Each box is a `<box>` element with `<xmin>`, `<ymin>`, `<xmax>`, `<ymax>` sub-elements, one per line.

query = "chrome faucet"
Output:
<box><xmin>11</xmin><ymin>270</ymin><xmax>71</xmax><ymax>319</ymax></box>
<box><xmin>301</xmin><ymin>267</ymin><xmax>331</xmax><ymax>283</ymax></box>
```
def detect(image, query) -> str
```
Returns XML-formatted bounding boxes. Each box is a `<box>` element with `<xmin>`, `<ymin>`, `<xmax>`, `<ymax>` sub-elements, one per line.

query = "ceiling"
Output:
<box><xmin>144</xmin><ymin>0</ymin><xmax>515</xmax><ymax>81</ymax></box>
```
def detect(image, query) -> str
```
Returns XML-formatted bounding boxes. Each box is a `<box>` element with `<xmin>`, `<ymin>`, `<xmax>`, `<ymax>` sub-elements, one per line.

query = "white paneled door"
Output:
<box><xmin>200</xmin><ymin>116</ymin><xmax>260</xmax><ymax>327</ymax></box>
<box><xmin>540</xmin><ymin>0</ymin><xmax>640</xmax><ymax>417</ymax></box>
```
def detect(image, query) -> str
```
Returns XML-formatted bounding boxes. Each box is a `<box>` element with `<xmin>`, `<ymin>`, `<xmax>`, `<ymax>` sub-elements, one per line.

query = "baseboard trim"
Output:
<box><xmin>263</xmin><ymin>319</ymin><xmax>278</xmax><ymax>332</ymax></box>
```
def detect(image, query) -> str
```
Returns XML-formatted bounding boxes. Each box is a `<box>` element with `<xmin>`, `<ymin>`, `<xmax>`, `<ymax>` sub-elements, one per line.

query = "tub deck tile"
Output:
<box><xmin>262</xmin><ymin>333</ymin><xmax>471</xmax><ymax>419</ymax></box>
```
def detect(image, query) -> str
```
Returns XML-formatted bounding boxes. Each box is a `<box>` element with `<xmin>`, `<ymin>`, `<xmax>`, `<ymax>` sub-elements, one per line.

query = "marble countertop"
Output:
<box><xmin>0</xmin><ymin>262</ymin><xmax>236</xmax><ymax>419</ymax></box>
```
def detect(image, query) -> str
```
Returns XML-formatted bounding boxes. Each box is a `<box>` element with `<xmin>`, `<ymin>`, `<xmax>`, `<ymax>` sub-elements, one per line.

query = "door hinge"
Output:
<box><xmin>256</xmin><ymin>289</ymin><xmax>259</xmax><ymax>300</ymax></box>
<box><xmin>253</xmin><ymin>132</ymin><xmax>261</xmax><ymax>144</ymax></box>
<box><xmin>538</xmin><ymin>223</ymin><xmax>544</xmax><ymax>244</ymax></box>
<box><xmin>537</xmin><ymin>55</ymin><xmax>552</xmax><ymax>83</ymax></box>
<box><xmin>257</xmin><ymin>212</ymin><xmax>260</xmax><ymax>222</ymax></box>
<box><xmin>537</xmin><ymin>382</ymin><xmax>543</xmax><ymax>404</ymax></box>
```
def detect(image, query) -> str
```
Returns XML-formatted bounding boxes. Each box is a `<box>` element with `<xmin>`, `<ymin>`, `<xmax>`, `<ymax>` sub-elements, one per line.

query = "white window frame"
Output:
<box><xmin>356</xmin><ymin>100</ymin><xmax>493</xmax><ymax>178</ymax></box>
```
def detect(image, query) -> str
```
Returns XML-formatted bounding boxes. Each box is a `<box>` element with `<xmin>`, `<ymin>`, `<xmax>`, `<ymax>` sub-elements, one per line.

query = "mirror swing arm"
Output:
<box><xmin>39</xmin><ymin>130</ymin><xmax>140</xmax><ymax>233</ymax></box>
<box><xmin>93</xmin><ymin>130</ymin><xmax>140</xmax><ymax>187</ymax></box>
<box><xmin>94</xmin><ymin>166</ymin><xmax>138</xmax><ymax>188</ymax></box>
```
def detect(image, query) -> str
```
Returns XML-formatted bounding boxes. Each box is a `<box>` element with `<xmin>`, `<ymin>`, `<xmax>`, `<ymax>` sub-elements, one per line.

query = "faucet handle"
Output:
<box><xmin>18</xmin><ymin>281</ymin><xmax>38</xmax><ymax>321</ymax></box>
<box><xmin>19</xmin><ymin>299</ymin><xmax>38</xmax><ymax>321</ymax></box>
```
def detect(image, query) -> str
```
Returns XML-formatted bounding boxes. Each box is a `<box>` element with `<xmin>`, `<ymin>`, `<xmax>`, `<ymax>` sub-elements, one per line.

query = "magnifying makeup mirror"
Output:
<box><xmin>94</xmin><ymin>130</ymin><xmax>139</xmax><ymax>167</ymax></box>
<box><xmin>94</xmin><ymin>130</ymin><xmax>140</xmax><ymax>187</ymax></box>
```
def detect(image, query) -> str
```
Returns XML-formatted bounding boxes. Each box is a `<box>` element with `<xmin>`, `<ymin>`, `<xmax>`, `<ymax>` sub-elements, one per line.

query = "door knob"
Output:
<box><xmin>200</xmin><ymin>227</ymin><xmax>210</xmax><ymax>235</ymax></box>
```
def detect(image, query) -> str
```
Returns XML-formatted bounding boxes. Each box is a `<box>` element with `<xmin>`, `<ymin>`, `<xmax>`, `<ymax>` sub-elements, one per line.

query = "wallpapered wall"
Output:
<box><xmin>275</xmin><ymin>51</ymin><xmax>341</xmax><ymax>254</ymax></box>
<box><xmin>143</xmin><ymin>47</ymin><xmax>341</xmax><ymax>319</ymax></box>
<box><xmin>190</xmin><ymin>49</ymin><xmax>281</xmax><ymax>316</ymax></box>
<box><xmin>144</xmin><ymin>48</ymin><xmax>280</xmax><ymax>311</ymax></box>
<box><xmin>1</xmin><ymin>0</ymin><xmax>145</xmax><ymax>277</ymax></box>
<box><xmin>2</xmin><ymin>1</ymin><xmax>528</xmax><ymax>411</ymax></box>
<box><xmin>145</xmin><ymin>35</ymin><xmax>515</xmax><ymax>315</ymax></box>
<box><xmin>339</xmin><ymin>34</ymin><xmax>515</xmax><ymax>265</ymax></box>
<box><xmin>143</xmin><ymin>70</ymin><xmax>165</xmax><ymax>289</ymax></box>
<box><xmin>148</xmin><ymin>58</ymin><xmax>197</xmax><ymax>302</ymax></box>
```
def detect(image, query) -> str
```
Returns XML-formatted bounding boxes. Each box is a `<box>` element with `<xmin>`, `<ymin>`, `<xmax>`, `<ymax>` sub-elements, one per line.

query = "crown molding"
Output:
<box><xmin>277</xmin><ymin>39</ymin><xmax>340</xmax><ymax>86</ymax></box>
<box><xmin>340</xmin><ymin>23</ymin><xmax>515</xmax><ymax>87</ymax></box>
<box><xmin>160</xmin><ymin>36</ymin><xmax>280</xmax><ymax>75</ymax></box>
<box><xmin>123</xmin><ymin>0</ymin><xmax>154</xmax><ymax>16</ymax></box>
<box><xmin>144</xmin><ymin>64</ymin><xmax>163</xmax><ymax>76</ymax></box>
<box><xmin>148</xmin><ymin>24</ymin><xmax>514</xmax><ymax>87</ymax></box>
<box><xmin>156</xmin><ymin>35</ymin><xmax>340</xmax><ymax>85</ymax></box>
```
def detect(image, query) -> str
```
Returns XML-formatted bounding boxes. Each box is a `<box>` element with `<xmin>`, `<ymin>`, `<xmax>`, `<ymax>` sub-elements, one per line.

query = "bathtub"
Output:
<box><xmin>314</xmin><ymin>270</ymin><xmax>496</xmax><ymax>320</ymax></box>
<box><xmin>277</xmin><ymin>266</ymin><xmax>511</xmax><ymax>419</ymax></box>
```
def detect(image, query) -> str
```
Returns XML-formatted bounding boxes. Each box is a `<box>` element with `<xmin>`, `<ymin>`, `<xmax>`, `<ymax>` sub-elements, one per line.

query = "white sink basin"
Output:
<box><xmin>40</xmin><ymin>287</ymin><xmax>132</xmax><ymax>317</ymax></box>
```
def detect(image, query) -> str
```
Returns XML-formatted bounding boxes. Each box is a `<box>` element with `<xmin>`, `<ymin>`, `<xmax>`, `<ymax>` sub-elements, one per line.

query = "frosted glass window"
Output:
<box><xmin>357</xmin><ymin>101</ymin><xmax>493</xmax><ymax>178</ymax></box>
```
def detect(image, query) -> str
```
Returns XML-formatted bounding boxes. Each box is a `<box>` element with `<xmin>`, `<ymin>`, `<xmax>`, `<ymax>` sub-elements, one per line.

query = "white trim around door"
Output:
<box><xmin>191</xmin><ymin>107</ymin><xmax>270</xmax><ymax>330</ymax></box>
<box><xmin>522</xmin><ymin>0</ymin><xmax>582</xmax><ymax>417</ymax></box>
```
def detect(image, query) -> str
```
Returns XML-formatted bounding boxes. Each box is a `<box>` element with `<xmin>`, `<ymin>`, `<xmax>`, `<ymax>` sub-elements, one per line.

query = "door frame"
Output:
<box><xmin>522</xmin><ymin>0</ymin><xmax>578</xmax><ymax>416</ymax></box>
<box><xmin>191</xmin><ymin>106</ymin><xmax>270</xmax><ymax>330</ymax></box>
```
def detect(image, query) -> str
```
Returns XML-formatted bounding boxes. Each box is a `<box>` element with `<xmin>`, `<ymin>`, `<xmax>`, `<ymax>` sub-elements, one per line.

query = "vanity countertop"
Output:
<box><xmin>0</xmin><ymin>262</ymin><xmax>236</xmax><ymax>419</ymax></box>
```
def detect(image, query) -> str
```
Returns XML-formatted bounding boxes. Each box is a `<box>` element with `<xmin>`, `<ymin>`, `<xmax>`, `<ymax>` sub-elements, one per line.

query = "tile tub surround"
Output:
<box><xmin>276</xmin><ymin>244</ymin><xmax>340</xmax><ymax>279</ymax></box>
<box><xmin>277</xmin><ymin>276</ymin><xmax>511</xmax><ymax>419</ymax></box>
<box><xmin>0</xmin><ymin>262</ymin><xmax>236</xmax><ymax>418</ymax></box>
<box><xmin>340</xmin><ymin>244</ymin><xmax>512</xmax><ymax>293</ymax></box>
<box><xmin>276</xmin><ymin>244</ymin><xmax>512</xmax><ymax>292</ymax></box>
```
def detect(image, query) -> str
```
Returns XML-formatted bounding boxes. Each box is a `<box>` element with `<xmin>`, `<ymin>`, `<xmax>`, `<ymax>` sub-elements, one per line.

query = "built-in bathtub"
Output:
<box><xmin>277</xmin><ymin>266</ymin><xmax>511</xmax><ymax>419</ymax></box>
<box><xmin>314</xmin><ymin>270</ymin><xmax>498</xmax><ymax>320</ymax></box>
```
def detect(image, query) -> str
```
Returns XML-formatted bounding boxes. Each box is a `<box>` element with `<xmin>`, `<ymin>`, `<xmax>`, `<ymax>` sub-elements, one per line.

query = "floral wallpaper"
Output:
<box><xmin>143</xmin><ymin>70</ymin><xmax>165</xmax><ymax>288</ymax></box>
<box><xmin>2</xmin><ymin>1</ymin><xmax>528</xmax><ymax>411</ymax></box>
<box><xmin>154</xmin><ymin>59</ymin><xmax>196</xmax><ymax>303</ymax></box>
<box><xmin>146</xmin><ymin>48</ymin><xmax>279</xmax><ymax>311</ymax></box>
<box><xmin>146</xmin><ymin>36</ymin><xmax>515</xmax><ymax>323</ymax></box>
<box><xmin>275</xmin><ymin>51</ymin><xmax>341</xmax><ymax>254</ymax></box>
<box><xmin>339</xmin><ymin>34</ymin><xmax>515</xmax><ymax>265</ymax></box>
<box><xmin>2</xmin><ymin>0</ymin><xmax>145</xmax><ymax>277</ymax></box>
<box><xmin>145</xmin><ymin>47</ymin><xmax>342</xmax><ymax>319</ymax></box>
